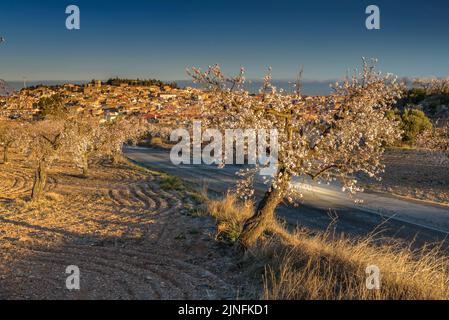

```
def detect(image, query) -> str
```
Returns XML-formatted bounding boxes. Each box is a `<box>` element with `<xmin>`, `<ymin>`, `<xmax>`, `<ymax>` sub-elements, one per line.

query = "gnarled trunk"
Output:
<box><xmin>31</xmin><ymin>161</ymin><xmax>48</xmax><ymax>201</ymax></box>
<box><xmin>239</xmin><ymin>169</ymin><xmax>291</xmax><ymax>248</ymax></box>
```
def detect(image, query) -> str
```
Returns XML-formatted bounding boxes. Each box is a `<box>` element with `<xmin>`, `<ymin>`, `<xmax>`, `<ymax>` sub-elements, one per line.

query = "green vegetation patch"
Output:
<box><xmin>160</xmin><ymin>175</ymin><xmax>185</xmax><ymax>191</ymax></box>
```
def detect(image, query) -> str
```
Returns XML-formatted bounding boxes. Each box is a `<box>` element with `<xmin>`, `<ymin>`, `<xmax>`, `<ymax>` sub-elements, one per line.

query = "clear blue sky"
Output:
<box><xmin>0</xmin><ymin>0</ymin><xmax>448</xmax><ymax>81</ymax></box>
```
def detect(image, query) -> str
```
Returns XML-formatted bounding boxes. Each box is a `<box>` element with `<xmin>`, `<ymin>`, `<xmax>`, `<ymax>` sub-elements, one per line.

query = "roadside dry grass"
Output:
<box><xmin>206</xmin><ymin>194</ymin><xmax>449</xmax><ymax>300</ymax></box>
<box><xmin>207</xmin><ymin>194</ymin><xmax>253</xmax><ymax>243</ymax></box>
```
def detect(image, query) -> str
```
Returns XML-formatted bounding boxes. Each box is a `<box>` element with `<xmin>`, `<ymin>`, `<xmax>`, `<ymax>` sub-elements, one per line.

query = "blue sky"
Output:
<box><xmin>0</xmin><ymin>0</ymin><xmax>448</xmax><ymax>81</ymax></box>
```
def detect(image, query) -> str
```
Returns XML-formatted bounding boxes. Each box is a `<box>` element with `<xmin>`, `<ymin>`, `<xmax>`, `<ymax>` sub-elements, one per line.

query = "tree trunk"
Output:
<box><xmin>31</xmin><ymin>161</ymin><xmax>48</xmax><ymax>201</ymax></box>
<box><xmin>239</xmin><ymin>169</ymin><xmax>291</xmax><ymax>248</ymax></box>
<box><xmin>3</xmin><ymin>145</ymin><xmax>8</xmax><ymax>164</ymax></box>
<box><xmin>82</xmin><ymin>153</ymin><xmax>89</xmax><ymax>177</ymax></box>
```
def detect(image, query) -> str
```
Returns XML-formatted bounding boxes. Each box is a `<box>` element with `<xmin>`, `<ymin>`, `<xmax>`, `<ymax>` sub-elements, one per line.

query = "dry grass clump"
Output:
<box><xmin>148</xmin><ymin>137</ymin><xmax>173</xmax><ymax>149</ymax></box>
<box><xmin>207</xmin><ymin>194</ymin><xmax>253</xmax><ymax>243</ymax></box>
<box><xmin>150</xmin><ymin>137</ymin><xmax>164</xmax><ymax>145</ymax></box>
<box><xmin>262</xmin><ymin>227</ymin><xmax>449</xmax><ymax>300</ymax></box>
<box><xmin>45</xmin><ymin>192</ymin><xmax>65</xmax><ymax>202</ymax></box>
<box><xmin>207</xmin><ymin>195</ymin><xmax>449</xmax><ymax>300</ymax></box>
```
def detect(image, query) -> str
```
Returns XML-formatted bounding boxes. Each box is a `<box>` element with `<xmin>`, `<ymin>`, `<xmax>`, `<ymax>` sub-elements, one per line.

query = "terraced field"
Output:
<box><xmin>0</xmin><ymin>155</ymin><xmax>239</xmax><ymax>299</ymax></box>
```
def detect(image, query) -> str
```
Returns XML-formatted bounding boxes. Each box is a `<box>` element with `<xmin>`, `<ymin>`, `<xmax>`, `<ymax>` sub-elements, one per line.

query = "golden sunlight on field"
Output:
<box><xmin>0</xmin><ymin>154</ymin><xmax>237</xmax><ymax>299</ymax></box>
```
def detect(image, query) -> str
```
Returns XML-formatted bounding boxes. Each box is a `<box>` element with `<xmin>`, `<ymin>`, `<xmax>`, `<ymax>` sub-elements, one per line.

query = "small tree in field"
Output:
<box><xmin>0</xmin><ymin>120</ymin><xmax>28</xmax><ymax>164</ymax></box>
<box><xmin>416</xmin><ymin>124</ymin><xmax>449</xmax><ymax>164</ymax></box>
<box><xmin>25</xmin><ymin>120</ymin><xmax>66</xmax><ymax>200</ymax></box>
<box><xmin>188</xmin><ymin>60</ymin><xmax>404</xmax><ymax>248</ymax></box>
<box><xmin>65</xmin><ymin>114</ymin><xmax>151</xmax><ymax>174</ymax></box>
<box><xmin>63</xmin><ymin>114</ymin><xmax>104</xmax><ymax>177</ymax></box>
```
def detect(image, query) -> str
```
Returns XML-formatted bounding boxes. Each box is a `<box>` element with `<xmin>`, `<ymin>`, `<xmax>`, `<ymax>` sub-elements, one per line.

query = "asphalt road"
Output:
<box><xmin>125</xmin><ymin>146</ymin><xmax>449</xmax><ymax>249</ymax></box>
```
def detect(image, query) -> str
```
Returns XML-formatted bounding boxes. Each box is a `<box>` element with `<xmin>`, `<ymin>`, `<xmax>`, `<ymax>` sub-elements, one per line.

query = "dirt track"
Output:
<box><xmin>0</xmin><ymin>156</ymin><xmax>239</xmax><ymax>300</ymax></box>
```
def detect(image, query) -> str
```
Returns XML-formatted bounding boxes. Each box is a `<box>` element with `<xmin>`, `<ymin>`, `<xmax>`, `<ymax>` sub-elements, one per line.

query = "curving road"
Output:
<box><xmin>125</xmin><ymin>146</ymin><xmax>449</xmax><ymax>250</ymax></box>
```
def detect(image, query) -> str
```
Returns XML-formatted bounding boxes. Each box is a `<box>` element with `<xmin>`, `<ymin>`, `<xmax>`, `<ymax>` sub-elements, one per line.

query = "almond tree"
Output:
<box><xmin>63</xmin><ymin>114</ymin><xmax>103</xmax><ymax>177</ymax></box>
<box><xmin>0</xmin><ymin>120</ymin><xmax>28</xmax><ymax>164</ymax></box>
<box><xmin>414</xmin><ymin>77</ymin><xmax>449</xmax><ymax>95</ymax></box>
<box><xmin>416</xmin><ymin>124</ymin><xmax>449</xmax><ymax>164</ymax></box>
<box><xmin>25</xmin><ymin>119</ymin><xmax>66</xmax><ymax>200</ymax></box>
<box><xmin>99</xmin><ymin>116</ymin><xmax>149</xmax><ymax>164</ymax></box>
<box><xmin>21</xmin><ymin>114</ymin><xmax>148</xmax><ymax>200</ymax></box>
<box><xmin>188</xmin><ymin>60</ymin><xmax>404</xmax><ymax>248</ymax></box>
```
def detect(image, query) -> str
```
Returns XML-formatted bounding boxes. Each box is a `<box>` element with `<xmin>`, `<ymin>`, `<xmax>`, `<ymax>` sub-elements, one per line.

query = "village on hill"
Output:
<box><xmin>0</xmin><ymin>79</ymin><xmax>208</xmax><ymax>123</ymax></box>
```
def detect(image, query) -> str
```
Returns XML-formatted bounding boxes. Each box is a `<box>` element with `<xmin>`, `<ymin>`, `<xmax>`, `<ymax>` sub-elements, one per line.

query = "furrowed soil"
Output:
<box><xmin>0</xmin><ymin>154</ymin><xmax>242</xmax><ymax>300</ymax></box>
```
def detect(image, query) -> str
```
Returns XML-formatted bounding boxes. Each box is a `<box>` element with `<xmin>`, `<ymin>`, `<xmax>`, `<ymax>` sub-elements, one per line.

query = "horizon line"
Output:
<box><xmin>2</xmin><ymin>78</ymin><xmax>341</xmax><ymax>83</ymax></box>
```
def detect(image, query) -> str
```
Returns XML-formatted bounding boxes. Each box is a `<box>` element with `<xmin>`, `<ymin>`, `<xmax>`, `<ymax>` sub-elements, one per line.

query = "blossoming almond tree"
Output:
<box><xmin>23</xmin><ymin>114</ymin><xmax>150</xmax><ymax>200</ymax></box>
<box><xmin>414</xmin><ymin>77</ymin><xmax>449</xmax><ymax>95</ymax></box>
<box><xmin>63</xmin><ymin>114</ymin><xmax>104</xmax><ymax>177</ymax></box>
<box><xmin>188</xmin><ymin>59</ymin><xmax>404</xmax><ymax>248</ymax></box>
<box><xmin>24</xmin><ymin>119</ymin><xmax>67</xmax><ymax>200</ymax></box>
<box><xmin>64</xmin><ymin>114</ymin><xmax>151</xmax><ymax>175</ymax></box>
<box><xmin>98</xmin><ymin>116</ymin><xmax>149</xmax><ymax>164</ymax></box>
<box><xmin>416</xmin><ymin>124</ymin><xmax>449</xmax><ymax>165</ymax></box>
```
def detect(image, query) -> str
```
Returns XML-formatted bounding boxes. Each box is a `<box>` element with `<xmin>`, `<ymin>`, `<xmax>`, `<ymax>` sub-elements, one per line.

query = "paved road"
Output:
<box><xmin>125</xmin><ymin>146</ymin><xmax>449</xmax><ymax>249</ymax></box>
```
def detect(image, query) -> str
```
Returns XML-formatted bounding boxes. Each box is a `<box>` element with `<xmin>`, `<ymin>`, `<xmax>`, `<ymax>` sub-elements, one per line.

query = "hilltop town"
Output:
<box><xmin>0</xmin><ymin>79</ymin><xmax>208</xmax><ymax>122</ymax></box>
<box><xmin>0</xmin><ymin>78</ymin><xmax>333</xmax><ymax>125</ymax></box>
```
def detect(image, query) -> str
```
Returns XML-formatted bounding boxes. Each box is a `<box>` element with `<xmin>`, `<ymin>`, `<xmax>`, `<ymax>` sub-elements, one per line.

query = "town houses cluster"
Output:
<box><xmin>0</xmin><ymin>80</ymin><xmax>209</xmax><ymax>123</ymax></box>
<box><xmin>0</xmin><ymin>80</ymin><xmax>329</xmax><ymax>127</ymax></box>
